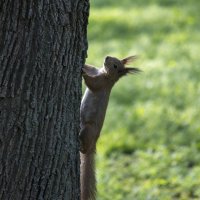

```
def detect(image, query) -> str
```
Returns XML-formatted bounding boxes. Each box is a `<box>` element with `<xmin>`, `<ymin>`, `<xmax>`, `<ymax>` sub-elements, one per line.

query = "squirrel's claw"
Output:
<box><xmin>81</xmin><ymin>68</ymin><xmax>86</xmax><ymax>75</ymax></box>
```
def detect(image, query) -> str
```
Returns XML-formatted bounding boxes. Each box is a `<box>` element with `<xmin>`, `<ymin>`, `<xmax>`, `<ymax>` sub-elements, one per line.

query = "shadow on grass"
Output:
<box><xmin>91</xmin><ymin>0</ymin><xmax>198</xmax><ymax>8</ymax></box>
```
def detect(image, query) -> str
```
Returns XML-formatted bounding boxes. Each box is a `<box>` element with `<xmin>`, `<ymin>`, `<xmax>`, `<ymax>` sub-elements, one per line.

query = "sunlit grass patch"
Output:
<box><xmin>86</xmin><ymin>0</ymin><xmax>200</xmax><ymax>199</ymax></box>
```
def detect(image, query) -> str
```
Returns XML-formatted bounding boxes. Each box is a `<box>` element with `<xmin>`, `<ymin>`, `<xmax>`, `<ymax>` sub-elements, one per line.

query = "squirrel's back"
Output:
<box><xmin>81</xmin><ymin>88</ymin><xmax>111</xmax><ymax>131</ymax></box>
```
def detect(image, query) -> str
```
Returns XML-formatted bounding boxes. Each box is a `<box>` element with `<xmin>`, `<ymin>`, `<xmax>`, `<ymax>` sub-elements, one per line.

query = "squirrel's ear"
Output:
<box><xmin>121</xmin><ymin>55</ymin><xmax>137</xmax><ymax>65</ymax></box>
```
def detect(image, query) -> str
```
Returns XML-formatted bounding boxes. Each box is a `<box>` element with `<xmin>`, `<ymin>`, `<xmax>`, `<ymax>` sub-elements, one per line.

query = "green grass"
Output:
<box><xmin>86</xmin><ymin>0</ymin><xmax>200</xmax><ymax>199</ymax></box>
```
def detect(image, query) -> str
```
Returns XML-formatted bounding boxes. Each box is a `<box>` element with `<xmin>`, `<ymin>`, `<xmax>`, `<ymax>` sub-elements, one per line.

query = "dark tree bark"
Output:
<box><xmin>0</xmin><ymin>0</ymin><xmax>89</xmax><ymax>199</ymax></box>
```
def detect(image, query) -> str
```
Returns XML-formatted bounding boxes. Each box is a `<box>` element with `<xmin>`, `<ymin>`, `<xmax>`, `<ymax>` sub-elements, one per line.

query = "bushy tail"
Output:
<box><xmin>80</xmin><ymin>152</ymin><xmax>96</xmax><ymax>200</ymax></box>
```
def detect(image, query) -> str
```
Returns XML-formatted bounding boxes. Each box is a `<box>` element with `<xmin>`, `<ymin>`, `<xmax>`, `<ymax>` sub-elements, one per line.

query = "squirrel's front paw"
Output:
<box><xmin>81</xmin><ymin>67</ymin><xmax>86</xmax><ymax>75</ymax></box>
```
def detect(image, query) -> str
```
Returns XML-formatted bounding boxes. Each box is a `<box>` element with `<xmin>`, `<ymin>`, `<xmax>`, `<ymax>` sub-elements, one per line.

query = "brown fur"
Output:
<box><xmin>80</xmin><ymin>152</ymin><xmax>96</xmax><ymax>200</ymax></box>
<box><xmin>80</xmin><ymin>56</ymin><xmax>140</xmax><ymax>200</ymax></box>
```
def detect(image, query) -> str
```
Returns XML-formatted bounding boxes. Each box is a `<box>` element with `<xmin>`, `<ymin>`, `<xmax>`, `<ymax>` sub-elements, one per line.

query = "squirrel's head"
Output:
<box><xmin>103</xmin><ymin>55</ymin><xmax>141</xmax><ymax>81</ymax></box>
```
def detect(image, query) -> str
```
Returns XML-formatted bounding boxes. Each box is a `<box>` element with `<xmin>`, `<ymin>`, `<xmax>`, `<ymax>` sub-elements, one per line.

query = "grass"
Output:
<box><xmin>85</xmin><ymin>0</ymin><xmax>200</xmax><ymax>199</ymax></box>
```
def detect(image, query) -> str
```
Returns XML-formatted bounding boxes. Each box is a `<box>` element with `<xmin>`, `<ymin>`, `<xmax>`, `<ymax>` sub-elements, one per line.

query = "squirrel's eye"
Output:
<box><xmin>114</xmin><ymin>64</ymin><xmax>117</xmax><ymax>69</ymax></box>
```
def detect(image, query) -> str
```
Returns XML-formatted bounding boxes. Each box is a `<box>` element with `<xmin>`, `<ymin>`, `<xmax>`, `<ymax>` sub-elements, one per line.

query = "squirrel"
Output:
<box><xmin>79</xmin><ymin>55</ymin><xmax>141</xmax><ymax>200</ymax></box>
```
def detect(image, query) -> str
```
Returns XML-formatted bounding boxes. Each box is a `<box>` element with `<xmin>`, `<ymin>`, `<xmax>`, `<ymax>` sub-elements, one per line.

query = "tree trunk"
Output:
<box><xmin>0</xmin><ymin>1</ymin><xmax>89</xmax><ymax>199</ymax></box>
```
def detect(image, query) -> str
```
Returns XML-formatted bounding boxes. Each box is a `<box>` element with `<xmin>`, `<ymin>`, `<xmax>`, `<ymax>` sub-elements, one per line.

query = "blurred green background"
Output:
<box><xmin>86</xmin><ymin>0</ymin><xmax>200</xmax><ymax>199</ymax></box>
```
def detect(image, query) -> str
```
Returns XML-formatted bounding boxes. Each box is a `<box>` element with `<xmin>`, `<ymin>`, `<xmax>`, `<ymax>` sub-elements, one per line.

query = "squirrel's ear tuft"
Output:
<box><xmin>118</xmin><ymin>67</ymin><xmax>142</xmax><ymax>78</ymax></box>
<box><xmin>125</xmin><ymin>67</ymin><xmax>142</xmax><ymax>74</ymax></box>
<box><xmin>121</xmin><ymin>55</ymin><xmax>137</xmax><ymax>65</ymax></box>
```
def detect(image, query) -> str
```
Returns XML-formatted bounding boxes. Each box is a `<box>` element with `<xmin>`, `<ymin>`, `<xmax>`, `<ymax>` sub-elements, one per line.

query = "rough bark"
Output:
<box><xmin>0</xmin><ymin>0</ymin><xmax>89</xmax><ymax>199</ymax></box>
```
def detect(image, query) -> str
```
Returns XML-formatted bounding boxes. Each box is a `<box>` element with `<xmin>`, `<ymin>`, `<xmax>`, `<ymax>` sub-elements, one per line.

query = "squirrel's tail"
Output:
<box><xmin>80</xmin><ymin>152</ymin><xmax>96</xmax><ymax>200</ymax></box>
